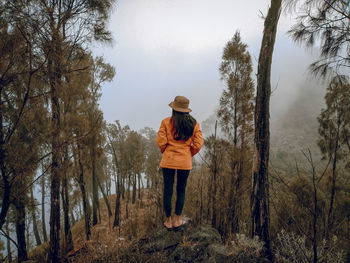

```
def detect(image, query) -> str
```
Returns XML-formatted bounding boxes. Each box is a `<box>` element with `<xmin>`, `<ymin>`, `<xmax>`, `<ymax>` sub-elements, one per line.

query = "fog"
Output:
<box><xmin>92</xmin><ymin>0</ymin><xmax>325</xmax><ymax>132</ymax></box>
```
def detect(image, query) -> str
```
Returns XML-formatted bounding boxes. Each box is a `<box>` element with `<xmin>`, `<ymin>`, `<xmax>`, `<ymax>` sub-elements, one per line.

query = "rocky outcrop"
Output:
<box><xmin>125</xmin><ymin>224</ymin><xmax>271</xmax><ymax>263</ymax></box>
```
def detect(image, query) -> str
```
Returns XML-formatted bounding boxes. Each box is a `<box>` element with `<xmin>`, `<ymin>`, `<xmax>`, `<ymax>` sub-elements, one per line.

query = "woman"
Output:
<box><xmin>156</xmin><ymin>96</ymin><xmax>204</xmax><ymax>231</ymax></box>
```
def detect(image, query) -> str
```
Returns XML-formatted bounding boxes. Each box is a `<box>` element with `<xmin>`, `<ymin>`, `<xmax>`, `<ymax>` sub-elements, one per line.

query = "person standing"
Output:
<box><xmin>156</xmin><ymin>96</ymin><xmax>204</xmax><ymax>231</ymax></box>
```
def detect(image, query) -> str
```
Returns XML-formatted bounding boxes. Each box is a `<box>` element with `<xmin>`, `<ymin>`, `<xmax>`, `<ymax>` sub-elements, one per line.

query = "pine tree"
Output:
<box><xmin>317</xmin><ymin>75</ymin><xmax>350</xmax><ymax>240</ymax></box>
<box><xmin>218</xmin><ymin>31</ymin><xmax>254</xmax><ymax>234</ymax></box>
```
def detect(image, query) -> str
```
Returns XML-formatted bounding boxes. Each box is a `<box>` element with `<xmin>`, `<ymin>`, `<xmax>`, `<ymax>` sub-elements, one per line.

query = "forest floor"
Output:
<box><xmin>29</xmin><ymin>189</ymin><xmax>161</xmax><ymax>262</ymax></box>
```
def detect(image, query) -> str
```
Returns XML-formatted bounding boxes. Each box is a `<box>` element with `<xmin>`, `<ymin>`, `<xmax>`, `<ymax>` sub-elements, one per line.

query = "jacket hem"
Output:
<box><xmin>160</xmin><ymin>165</ymin><xmax>192</xmax><ymax>170</ymax></box>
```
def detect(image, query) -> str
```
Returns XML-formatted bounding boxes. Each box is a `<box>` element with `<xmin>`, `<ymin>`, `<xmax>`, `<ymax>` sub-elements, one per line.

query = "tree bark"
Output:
<box><xmin>6</xmin><ymin>220</ymin><xmax>12</xmax><ymax>263</ymax></box>
<box><xmin>70</xmin><ymin>210</ymin><xmax>76</xmax><ymax>226</ymax></box>
<box><xmin>14</xmin><ymin>200</ymin><xmax>28</xmax><ymax>262</ymax></box>
<box><xmin>0</xmin><ymin>89</ymin><xmax>11</xmax><ymax>230</ymax></box>
<box><xmin>47</xmin><ymin>22</ymin><xmax>62</xmax><ymax>263</ymax></box>
<box><xmin>113</xmin><ymin>189</ymin><xmax>121</xmax><ymax>227</ymax></box>
<box><xmin>138</xmin><ymin>173</ymin><xmax>142</xmax><ymax>201</ymax></box>
<box><xmin>30</xmin><ymin>187</ymin><xmax>42</xmax><ymax>246</ymax></box>
<box><xmin>132</xmin><ymin>173</ymin><xmax>136</xmax><ymax>204</ymax></box>
<box><xmin>311</xmin><ymin>158</ymin><xmax>318</xmax><ymax>263</ymax></box>
<box><xmin>91</xmin><ymin>143</ymin><xmax>99</xmax><ymax>226</ymax></box>
<box><xmin>211</xmin><ymin>121</ymin><xmax>218</xmax><ymax>228</ymax></box>
<box><xmin>77</xmin><ymin>142</ymin><xmax>91</xmax><ymax>240</ymax></box>
<box><xmin>251</xmin><ymin>0</ymin><xmax>281</xmax><ymax>260</ymax></box>
<box><xmin>61</xmin><ymin>151</ymin><xmax>74</xmax><ymax>253</ymax></box>
<box><xmin>327</xmin><ymin>116</ymin><xmax>340</xmax><ymax>240</ymax></box>
<box><xmin>41</xmin><ymin>170</ymin><xmax>48</xmax><ymax>242</ymax></box>
<box><xmin>98</xmin><ymin>178</ymin><xmax>112</xmax><ymax>217</ymax></box>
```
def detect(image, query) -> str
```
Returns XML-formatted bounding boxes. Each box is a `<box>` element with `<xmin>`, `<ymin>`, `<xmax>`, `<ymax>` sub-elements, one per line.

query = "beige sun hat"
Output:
<box><xmin>168</xmin><ymin>96</ymin><xmax>192</xmax><ymax>113</ymax></box>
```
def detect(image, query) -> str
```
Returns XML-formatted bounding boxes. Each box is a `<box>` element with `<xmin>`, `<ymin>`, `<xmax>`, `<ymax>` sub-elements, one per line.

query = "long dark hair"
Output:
<box><xmin>171</xmin><ymin>109</ymin><xmax>197</xmax><ymax>141</ymax></box>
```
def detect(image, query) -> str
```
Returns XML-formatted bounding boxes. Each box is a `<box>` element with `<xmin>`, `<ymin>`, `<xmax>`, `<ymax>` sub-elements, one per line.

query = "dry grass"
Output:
<box><xmin>28</xmin><ymin>189</ymin><xmax>162</xmax><ymax>262</ymax></box>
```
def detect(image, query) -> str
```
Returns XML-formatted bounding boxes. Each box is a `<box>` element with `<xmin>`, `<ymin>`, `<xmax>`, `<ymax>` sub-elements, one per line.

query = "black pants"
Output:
<box><xmin>162</xmin><ymin>168</ymin><xmax>190</xmax><ymax>217</ymax></box>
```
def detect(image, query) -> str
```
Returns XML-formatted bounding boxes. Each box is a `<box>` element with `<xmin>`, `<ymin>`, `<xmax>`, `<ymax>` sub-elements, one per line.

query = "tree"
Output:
<box><xmin>11</xmin><ymin>1</ymin><xmax>117</xmax><ymax>261</ymax></box>
<box><xmin>251</xmin><ymin>0</ymin><xmax>282</xmax><ymax>260</ymax></box>
<box><xmin>203</xmin><ymin>132</ymin><xmax>228</xmax><ymax>231</ymax></box>
<box><xmin>288</xmin><ymin>0</ymin><xmax>350</xmax><ymax>75</ymax></box>
<box><xmin>105</xmin><ymin>121</ymin><xmax>130</xmax><ymax>227</ymax></box>
<box><xmin>218</xmin><ymin>31</ymin><xmax>254</xmax><ymax>234</ymax></box>
<box><xmin>88</xmin><ymin>56</ymin><xmax>115</xmax><ymax>226</ymax></box>
<box><xmin>317</xmin><ymin>75</ymin><xmax>350</xmax><ymax>240</ymax></box>
<box><xmin>140</xmin><ymin>127</ymin><xmax>161</xmax><ymax>190</ymax></box>
<box><xmin>0</xmin><ymin>2</ymin><xmax>44</xmax><ymax>231</ymax></box>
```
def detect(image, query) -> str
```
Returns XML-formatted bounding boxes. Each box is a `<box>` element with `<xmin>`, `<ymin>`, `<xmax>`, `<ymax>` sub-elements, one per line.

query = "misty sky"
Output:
<box><xmin>92</xmin><ymin>0</ymin><xmax>323</xmax><ymax>132</ymax></box>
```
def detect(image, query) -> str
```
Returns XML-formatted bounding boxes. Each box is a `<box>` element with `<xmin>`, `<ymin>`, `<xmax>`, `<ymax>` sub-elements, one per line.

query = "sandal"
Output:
<box><xmin>173</xmin><ymin>220</ymin><xmax>187</xmax><ymax>231</ymax></box>
<box><xmin>163</xmin><ymin>222</ymin><xmax>172</xmax><ymax>231</ymax></box>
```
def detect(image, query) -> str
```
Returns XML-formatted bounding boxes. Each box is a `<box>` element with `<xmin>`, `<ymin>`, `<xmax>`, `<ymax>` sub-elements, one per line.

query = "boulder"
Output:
<box><xmin>129</xmin><ymin>224</ymin><xmax>271</xmax><ymax>263</ymax></box>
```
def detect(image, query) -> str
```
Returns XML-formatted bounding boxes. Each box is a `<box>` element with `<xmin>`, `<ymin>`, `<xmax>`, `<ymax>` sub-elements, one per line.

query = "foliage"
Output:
<box><xmin>318</xmin><ymin>75</ymin><xmax>350</xmax><ymax>163</ymax></box>
<box><xmin>288</xmin><ymin>0</ymin><xmax>350</xmax><ymax>75</ymax></box>
<box><xmin>228</xmin><ymin>233</ymin><xmax>264</xmax><ymax>257</ymax></box>
<box><xmin>274</xmin><ymin>230</ymin><xmax>345</xmax><ymax>263</ymax></box>
<box><xmin>218</xmin><ymin>31</ymin><xmax>254</xmax><ymax>143</ymax></box>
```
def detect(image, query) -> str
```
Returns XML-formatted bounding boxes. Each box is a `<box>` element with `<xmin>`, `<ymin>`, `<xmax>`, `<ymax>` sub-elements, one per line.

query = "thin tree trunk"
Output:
<box><xmin>0</xmin><ymin>89</ymin><xmax>11</xmax><ymax>230</ymax></box>
<box><xmin>61</xmin><ymin>155</ymin><xmax>74</xmax><ymax>253</ymax></box>
<box><xmin>47</xmin><ymin>23</ymin><xmax>62</xmax><ymax>262</ymax></box>
<box><xmin>30</xmin><ymin>187</ymin><xmax>42</xmax><ymax>246</ymax></box>
<box><xmin>327</xmin><ymin>118</ymin><xmax>340</xmax><ymax>240</ymax></box>
<box><xmin>70</xmin><ymin>210</ymin><xmax>76</xmax><ymax>226</ymax></box>
<box><xmin>121</xmin><ymin>177</ymin><xmax>125</xmax><ymax>200</ymax></box>
<box><xmin>251</xmin><ymin>0</ymin><xmax>281</xmax><ymax>260</ymax></box>
<box><xmin>91</xmin><ymin>144</ymin><xmax>99</xmax><ymax>226</ymax></box>
<box><xmin>211</xmin><ymin>121</ymin><xmax>218</xmax><ymax>228</ymax></box>
<box><xmin>311</xmin><ymin>156</ymin><xmax>318</xmax><ymax>263</ymax></box>
<box><xmin>77</xmin><ymin>142</ymin><xmax>91</xmax><ymax>240</ymax></box>
<box><xmin>98</xmin><ymin>179</ymin><xmax>112</xmax><ymax>217</ymax></box>
<box><xmin>113</xmin><ymin>174</ymin><xmax>121</xmax><ymax>227</ymax></box>
<box><xmin>132</xmin><ymin>173</ymin><xmax>136</xmax><ymax>204</ymax></box>
<box><xmin>6</xmin><ymin>220</ymin><xmax>12</xmax><ymax>263</ymax></box>
<box><xmin>138</xmin><ymin>173</ymin><xmax>142</xmax><ymax>201</ymax></box>
<box><xmin>41</xmin><ymin>169</ymin><xmax>48</xmax><ymax>242</ymax></box>
<box><xmin>14</xmin><ymin>200</ymin><xmax>28</xmax><ymax>262</ymax></box>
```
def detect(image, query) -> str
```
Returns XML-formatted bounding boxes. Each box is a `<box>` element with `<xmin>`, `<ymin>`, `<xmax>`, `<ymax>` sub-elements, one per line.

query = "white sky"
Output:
<box><xmin>93</xmin><ymin>0</ymin><xmax>322</xmax><ymax>132</ymax></box>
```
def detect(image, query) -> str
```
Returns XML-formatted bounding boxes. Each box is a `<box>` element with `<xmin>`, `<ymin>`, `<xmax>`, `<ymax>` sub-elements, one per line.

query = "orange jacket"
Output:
<box><xmin>156</xmin><ymin>117</ymin><xmax>204</xmax><ymax>170</ymax></box>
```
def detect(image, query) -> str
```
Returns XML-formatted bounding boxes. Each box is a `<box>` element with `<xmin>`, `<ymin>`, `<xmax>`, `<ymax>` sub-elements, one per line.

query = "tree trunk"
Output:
<box><xmin>251</xmin><ymin>0</ymin><xmax>281</xmax><ymax>260</ymax></box>
<box><xmin>70</xmin><ymin>210</ymin><xmax>76</xmax><ymax>226</ymax></box>
<box><xmin>121</xmin><ymin>177</ymin><xmax>125</xmax><ymax>200</ymax></box>
<box><xmin>6</xmin><ymin>220</ymin><xmax>12</xmax><ymax>263</ymax></box>
<box><xmin>0</xmin><ymin>89</ymin><xmax>11</xmax><ymax>231</ymax></box>
<box><xmin>211</xmin><ymin>121</ymin><xmax>218</xmax><ymax>228</ymax></box>
<box><xmin>91</xmin><ymin>144</ymin><xmax>99</xmax><ymax>226</ymax></box>
<box><xmin>77</xmin><ymin>142</ymin><xmax>91</xmax><ymax>240</ymax></box>
<box><xmin>327</xmin><ymin>117</ymin><xmax>340</xmax><ymax>240</ymax></box>
<box><xmin>138</xmin><ymin>173</ymin><xmax>142</xmax><ymax>201</ymax></box>
<box><xmin>41</xmin><ymin>170</ymin><xmax>48</xmax><ymax>242</ymax></box>
<box><xmin>30</xmin><ymin>187</ymin><xmax>42</xmax><ymax>246</ymax></box>
<box><xmin>312</xmin><ymin>160</ymin><xmax>318</xmax><ymax>263</ymax></box>
<box><xmin>114</xmin><ymin>168</ymin><xmax>121</xmax><ymax>227</ymax></box>
<box><xmin>113</xmin><ymin>189</ymin><xmax>121</xmax><ymax>227</ymax></box>
<box><xmin>132</xmin><ymin>174</ymin><xmax>136</xmax><ymax>204</ymax></box>
<box><xmin>61</xmin><ymin>153</ymin><xmax>74</xmax><ymax>253</ymax></box>
<box><xmin>14</xmin><ymin>200</ymin><xmax>28</xmax><ymax>262</ymax></box>
<box><xmin>47</xmin><ymin>23</ymin><xmax>62</xmax><ymax>262</ymax></box>
<box><xmin>98</xmin><ymin>178</ymin><xmax>112</xmax><ymax>217</ymax></box>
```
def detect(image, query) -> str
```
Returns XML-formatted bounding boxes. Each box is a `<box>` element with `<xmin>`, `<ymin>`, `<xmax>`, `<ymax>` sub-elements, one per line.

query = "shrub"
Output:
<box><xmin>274</xmin><ymin>230</ymin><xmax>345</xmax><ymax>263</ymax></box>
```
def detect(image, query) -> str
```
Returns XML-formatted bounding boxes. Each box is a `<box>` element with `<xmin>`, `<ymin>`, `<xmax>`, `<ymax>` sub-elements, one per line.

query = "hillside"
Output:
<box><xmin>270</xmin><ymin>82</ymin><xmax>326</xmax><ymax>174</ymax></box>
<box><xmin>27</xmin><ymin>191</ymin><xmax>271</xmax><ymax>263</ymax></box>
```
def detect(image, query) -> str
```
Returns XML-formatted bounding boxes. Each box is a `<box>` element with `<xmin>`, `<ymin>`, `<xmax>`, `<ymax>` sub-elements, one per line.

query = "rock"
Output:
<box><xmin>140</xmin><ymin>226</ymin><xmax>184</xmax><ymax>253</ymax></box>
<box><xmin>187</xmin><ymin>225</ymin><xmax>222</xmax><ymax>246</ymax></box>
<box><xmin>207</xmin><ymin>243</ymin><xmax>230</xmax><ymax>263</ymax></box>
<box><xmin>130</xmin><ymin>224</ymin><xmax>266</xmax><ymax>263</ymax></box>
